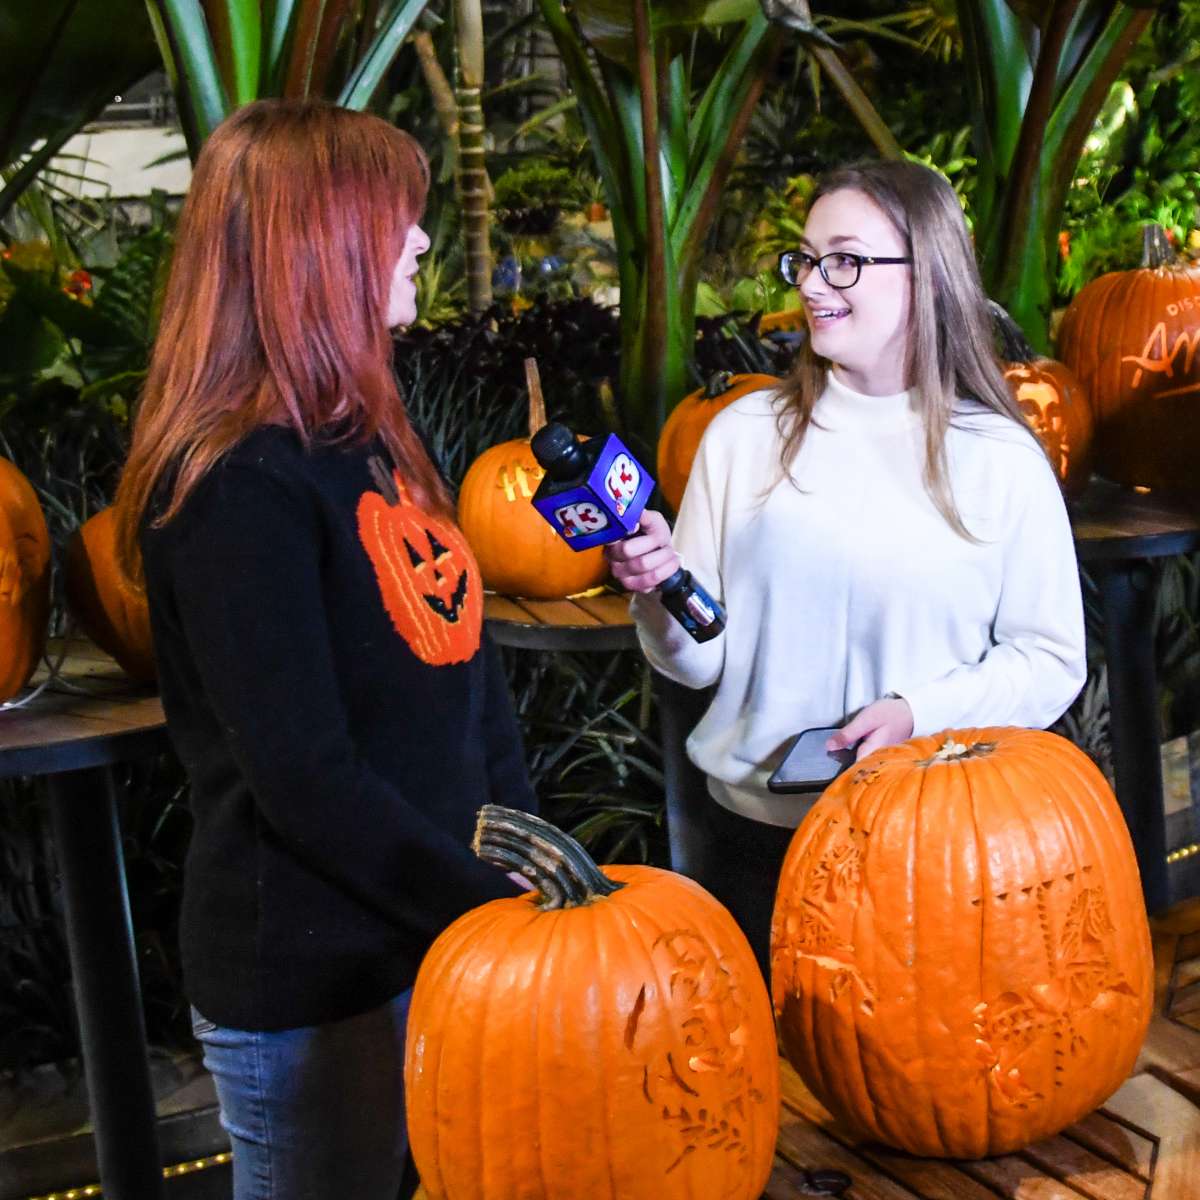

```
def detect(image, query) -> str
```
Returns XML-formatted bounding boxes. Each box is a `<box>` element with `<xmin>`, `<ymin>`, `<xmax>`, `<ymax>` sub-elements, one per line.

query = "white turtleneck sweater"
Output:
<box><xmin>631</xmin><ymin>375</ymin><xmax>1087</xmax><ymax>827</ymax></box>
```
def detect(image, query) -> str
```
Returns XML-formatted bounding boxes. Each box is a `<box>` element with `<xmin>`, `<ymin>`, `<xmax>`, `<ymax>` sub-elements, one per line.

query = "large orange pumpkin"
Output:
<box><xmin>656</xmin><ymin>372</ymin><xmax>780</xmax><ymax>513</ymax></box>
<box><xmin>772</xmin><ymin>728</ymin><xmax>1152</xmax><ymax>1159</ymax></box>
<box><xmin>64</xmin><ymin>508</ymin><xmax>156</xmax><ymax>683</ymax></box>
<box><xmin>1057</xmin><ymin>224</ymin><xmax>1200</xmax><ymax>491</ymax></box>
<box><xmin>0</xmin><ymin>459</ymin><xmax>50</xmax><ymax>702</ymax></box>
<box><xmin>358</xmin><ymin>457</ymin><xmax>483</xmax><ymax>666</ymax></box>
<box><xmin>457</xmin><ymin>387</ymin><xmax>608</xmax><ymax>599</ymax></box>
<box><xmin>991</xmin><ymin>303</ymin><xmax>1093</xmax><ymax>496</ymax></box>
<box><xmin>406</xmin><ymin>805</ymin><xmax>780</xmax><ymax>1200</ymax></box>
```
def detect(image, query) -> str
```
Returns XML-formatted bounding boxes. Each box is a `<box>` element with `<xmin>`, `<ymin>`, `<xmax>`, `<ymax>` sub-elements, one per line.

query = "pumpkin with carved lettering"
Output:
<box><xmin>991</xmin><ymin>303</ymin><xmax>1093</xmax><ymax>496</ymax></box>
<box><xmin>406</xmin><ymin>806</ymin><xmax>779</xmax><ymax>1200</ymax></box>
<box><xmin>357</xmin><ymin>457</ymin><xmax>483</xmax><ymax>666</ymax></box>
<box><xmin>1058</xmin><ymin>224</ymin><xmax>1200</xmax><ymax>492</ymax></box>
<box><xmin>457</xmin><ymin>391</ymin><xmax>607</xmax><ymax>598</ymax></box>
<box><xmin>0</xmin><ymin>458</ymin><xmax>50</xmax><ymax>701</ymax></box>
<box><xmin>772</xmin><ymin>728</ymin><xmax>1153</xmax><ymax>1159</ymax></box>
<box><xmin>656</xmin><ymin>372</ymin><xmax>780</xmax><ymax>513</ymax></box>
<box><xmin>64</xmin><ymin>508</ymin><xmax>156</xmax><ymax>682</ymax></box>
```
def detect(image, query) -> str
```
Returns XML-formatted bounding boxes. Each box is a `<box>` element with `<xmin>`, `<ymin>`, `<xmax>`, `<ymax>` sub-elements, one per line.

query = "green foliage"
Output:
<box><xmin>492</xmin><ymin>161</ymin><xmax>577</xmax><ymax>213</ymax></box>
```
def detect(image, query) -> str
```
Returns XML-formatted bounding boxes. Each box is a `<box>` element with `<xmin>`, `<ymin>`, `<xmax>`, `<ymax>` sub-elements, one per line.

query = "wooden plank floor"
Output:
<box><xmin>415</xmin><ymin>899</ymin><xmax>1200</xmax><ymax>1199</ymax></box>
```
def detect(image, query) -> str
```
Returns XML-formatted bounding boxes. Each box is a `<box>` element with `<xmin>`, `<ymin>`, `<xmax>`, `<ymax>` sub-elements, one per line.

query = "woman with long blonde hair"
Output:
<box><xmin>609</xmin><ymin>159</ymin><xmax>1086</xmax><ymax>976</ymax></box>
<box><xmin>117</xmin><ymin>100</ymin><xmax>535</xmax><ymax>1199</ymax></box>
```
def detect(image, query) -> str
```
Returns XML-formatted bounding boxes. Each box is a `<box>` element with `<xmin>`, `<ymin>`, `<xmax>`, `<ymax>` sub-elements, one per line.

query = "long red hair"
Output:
<box><xmin>115</xmin><ymin>99</ymin><xmax>449</xmax><ymax>579</ymax></box>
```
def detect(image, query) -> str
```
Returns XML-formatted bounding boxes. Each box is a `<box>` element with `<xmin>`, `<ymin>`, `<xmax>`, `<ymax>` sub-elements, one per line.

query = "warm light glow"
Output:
<box><xmin>29</xmin><ymin>1152</ymin><xmax>232</xmax><ymax>1199</ymax></box>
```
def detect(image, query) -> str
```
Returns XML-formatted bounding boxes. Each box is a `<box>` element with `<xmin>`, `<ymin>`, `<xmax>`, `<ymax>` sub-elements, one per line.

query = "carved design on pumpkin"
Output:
<box><xmin>972</xmin><ymin>868</ymin><xmax>1139</xmax><ymax>1108</ymax></box>
<box><xmin>631</xmin><ymin>929</ymin><xmax>766</xmax><ymax>1184</ymax></box>
<box><xmin>771</xmin><ymin>817</ymin><xmax>877</xmax><ymax>1016</ymax></box>
<box><xmin>357</xmin><ymin>456</ymin><xmax>482</xmax><ymax>666</ymax></box>
<box><xmin>1017</xmin><ymin>390</ymin><xmax>1073</xmax><ymax>481</ymax></box>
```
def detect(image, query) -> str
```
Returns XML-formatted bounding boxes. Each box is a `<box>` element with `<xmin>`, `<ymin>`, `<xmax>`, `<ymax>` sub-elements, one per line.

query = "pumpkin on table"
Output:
<box><xmin>0</xmin><ymin>458</ymin><xmax>50</xmax><ymax>702</ymax></box>
<box><xmin>64</xmin><ymin>507</ymin><xmax>156</xmax><ymax>683</ymax></box>
<box><xmin>457</xmin><ymin>381</ymin><xmax>608</xmax><ymax>599</ymax></box>
<box><xmin>1057</xmin><ymin>224</ymin><xmax>1200</xmax><ymax>492</ymax></box>
<box><xmin>656</xmin><ymin>372</ymin><xmax>780</xmax><ymax>513</ymax></box>
<box><xmin>771</xmin><ymin>728</ymin><xmax>1152</xmax><ymax>1159</ymax></box>
<box><xmin>989</xmin><ymin>302</ymin><xmax>1093</xmax><ymax>496</ymax></box>
<box><xmin>405</xmin><ymin>805</ymin><xmax>779</xmax><ymax>1200</ymax></box>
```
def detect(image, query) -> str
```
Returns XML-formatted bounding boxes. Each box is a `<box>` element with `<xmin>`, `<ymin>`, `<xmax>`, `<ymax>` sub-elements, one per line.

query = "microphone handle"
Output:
<box><xmin>657</xmin><ymin>568</ymin><xmax>726</xmax><ymax>644</ymax></box>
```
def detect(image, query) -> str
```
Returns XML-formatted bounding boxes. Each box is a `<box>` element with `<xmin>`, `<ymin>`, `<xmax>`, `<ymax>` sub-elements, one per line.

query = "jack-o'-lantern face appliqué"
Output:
<box><xmin>357</xmin><ymin>456</ymin><xmax>482</xmax><ymax>665</ymax></box>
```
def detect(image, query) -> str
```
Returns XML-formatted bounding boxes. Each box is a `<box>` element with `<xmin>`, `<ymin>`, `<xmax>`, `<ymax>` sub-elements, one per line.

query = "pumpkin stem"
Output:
<box><xmin>917</xmin><ymin>736</ymin><xmax>998</xmax><ymax>766</ymax></box>
<box><xmin>525</xmin><ymin>357</ymin><xmax>546</xmax><ymax>436</ymax></box>
<box><xmin>702</xmin><ymin>369</ymin><xmax>735</xmax><ymax>399</ymax></box>
<box><xmin>473</xmin><ymin>804</ymin><xmax>625</xmax><ymax>909</ymax></box>
<box><xmin>368</xmin><ymin>455</ymin><xmax>401</xmax><ymax>506</ymax></box>
<box><xmin>987</xmin><ymin>300</ymin><xmax>1036</xmax><ymax>364</ymax></box>
<box><xmin>1141</xmin><ymin>224</ymin><xmax>1177</xmax><ymax>270</ymax></box>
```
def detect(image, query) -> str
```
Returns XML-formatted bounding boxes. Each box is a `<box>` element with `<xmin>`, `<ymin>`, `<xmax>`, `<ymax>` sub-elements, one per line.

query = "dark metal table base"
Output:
<box><xmin>47</xmin><ymin>765</ymin><xmax>165</xmax><ymax>1200</ymax></box>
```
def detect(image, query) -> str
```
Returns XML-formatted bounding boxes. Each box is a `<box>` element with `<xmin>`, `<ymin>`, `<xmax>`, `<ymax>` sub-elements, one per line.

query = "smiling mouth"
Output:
<box><xmin>810</xmin><ymin>307</ymin><xmax>851</xmax><ymax>324</ymax></box>
<box><xmin>424</xmin><ymin>570</ymin><xmax>468</xmax><ymax>622</ymax></box>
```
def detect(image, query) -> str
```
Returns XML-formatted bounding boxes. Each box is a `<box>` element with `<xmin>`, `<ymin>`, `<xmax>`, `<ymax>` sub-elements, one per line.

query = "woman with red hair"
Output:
<box><xmin>115</xmin><ymin>100</ymin><xmax>535</xmax><ymax>1199</ymax></box>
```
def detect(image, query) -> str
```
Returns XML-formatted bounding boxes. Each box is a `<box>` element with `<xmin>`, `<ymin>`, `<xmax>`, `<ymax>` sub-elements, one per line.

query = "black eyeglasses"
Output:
<box><xmin>779</xmin><ymin>250</ymin><xmax>912</xmax><ymax>290</ymax></box>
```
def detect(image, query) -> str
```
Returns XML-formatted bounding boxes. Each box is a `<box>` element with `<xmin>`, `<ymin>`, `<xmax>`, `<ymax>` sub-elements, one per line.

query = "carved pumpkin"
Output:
<box><xmin>990</xmin><ymin>302</ymin><xmax>1093</xmax><ymax>496</ymax></box>
<box><xmin>0</xmin><ymin>458</ymin><xmax>50</xmax><ymax>702</ymax></box>
<box><xmin>772</xmin><ymin>728</ymin><xmax>1153</xmax><ymax>1159</ymax></box>
<box><xmin>457</xmin><ymin>388</ymin><xmax>608</xmax><ymax>599</ymax></box>
<box><xmin>64</xmin><ymin>508</ymin><xmax>156</xmax><ymax>683</ymax></box>
<box><xmin>406</xmin><ymin>805</ymin><xmax>780</xmax><ymax>1200</ymax></box>
<box><xmin>1057</xmin><ymin>224</ymin><xmax>1200</xmax><ymax>492</ymax></box>
<box><xmin>357</xmin><ymin>458</ymin><xmax>483</xmax><ymax>666</ymax></box>
<box><xmin>656</xmin><ymin>372</ymin><xmax>780</xmax><ymax>513</ymax></box>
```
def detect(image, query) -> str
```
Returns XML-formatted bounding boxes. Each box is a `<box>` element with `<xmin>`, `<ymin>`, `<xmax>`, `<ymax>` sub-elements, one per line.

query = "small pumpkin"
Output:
<box><xmin>64</xmin><ymin>508</ymin><xmax>156</xmax><ymax>683</ymax></box>
<box><xmin>406</xmin><ymin>805</ymin><xmax>780</xmax><ymax>1200</ymax></box>
<box><xmin>0</xmin><ymin>458</ymin><xmax>50</xmax><ymax>702</ymax></box>
<box><xmin>358</xmin><ymin>458</ymin><xmax>483</xmax><ymax>666</ymax></box>
<box><xmin>771</xmin><ymin>728</ymin><xmax>1153</xmax><ymax>1159</ymax></box>
<box><xmin>457</xmin><ymin>377</ymin><xmax>608</xmax><ymax>599</ymax></box>
<box><xmin>1057</xmin><ymin>224</ymin><xmax>1200</xmax><ymax>492</ymax></box>
<box><xmin>990</xmin><ymin>302</ymin><xmax>1094</xmax><ymax>496</ymax></box>
<box><xmin>656</xmin><ymin>372</ymin><xmax>780</xmax><ymax>513</ymax></box>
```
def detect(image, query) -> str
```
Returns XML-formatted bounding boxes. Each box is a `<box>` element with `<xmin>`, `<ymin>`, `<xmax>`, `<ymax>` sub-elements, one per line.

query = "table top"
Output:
<box><xmin>0</xmin><ymin>639</ymin><xmax>167</xmax><ymax>779</ymax></box>
<box><xmin>1070</xmin><ymin>477</ymin><xmax>1200</xmax><ymax>562</ymax></box>
<box><xmin>484</xmin><ymin>590</ymin><xmax>637</xmax><ymax>651</ymax></box>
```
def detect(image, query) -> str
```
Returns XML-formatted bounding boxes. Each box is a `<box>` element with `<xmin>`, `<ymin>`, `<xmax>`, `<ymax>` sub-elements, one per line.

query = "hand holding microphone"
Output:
<box><xmin>521</xmin><ymin>361</ymin><xmax>725</xmax><ymax>644</ymax></box>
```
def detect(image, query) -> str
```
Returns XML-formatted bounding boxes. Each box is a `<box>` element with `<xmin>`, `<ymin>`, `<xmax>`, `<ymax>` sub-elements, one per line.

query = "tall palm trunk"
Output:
<box><xmin>455</xmin><ymin>0</ymin><xmax>492</xmax><ymax>313</ymax></box>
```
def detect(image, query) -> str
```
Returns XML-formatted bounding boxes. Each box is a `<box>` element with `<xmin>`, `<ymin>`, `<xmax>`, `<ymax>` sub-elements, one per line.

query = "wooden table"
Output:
<box><xmin>0</xmin><ymin>639</ymin><xmax>168</xmax><ymax>1200</ymax></box>
<box><xmin>483</xmin><ymin>590</ymin><xmax>639</xmax><ymax>652</ymax></box>
<box><xmin>1070</xmin><ymin>479</ymin><xmax>1200</xmax><ymax>914</ymax></box>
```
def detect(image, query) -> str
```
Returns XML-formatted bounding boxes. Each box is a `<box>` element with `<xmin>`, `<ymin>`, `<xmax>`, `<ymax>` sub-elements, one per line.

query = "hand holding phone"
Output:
<box><xmin>767</xmin><ymin>726</ymin><xmax>854</xmax><ymax>794</ymax></box>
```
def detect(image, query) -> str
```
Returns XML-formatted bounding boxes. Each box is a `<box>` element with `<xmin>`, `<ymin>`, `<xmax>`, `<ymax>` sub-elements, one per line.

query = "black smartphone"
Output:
<box><xmin>767</xmin><ymin>726</ymin><xmax>854</xmax><ymax>793</ymax></box>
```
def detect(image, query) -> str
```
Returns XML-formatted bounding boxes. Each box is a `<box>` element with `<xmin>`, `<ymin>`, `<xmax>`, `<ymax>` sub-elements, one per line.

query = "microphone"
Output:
<box><xmin>528</xmin><ymin>421</ymin><xmax>726</xmax><ymax>644</ymax></box>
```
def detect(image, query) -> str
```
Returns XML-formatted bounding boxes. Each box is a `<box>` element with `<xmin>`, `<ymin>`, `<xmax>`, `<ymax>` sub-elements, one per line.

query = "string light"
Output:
<box><xmin>26</xmin><ymin>1152</ymin><xmax>232</xmax><ymax>1200</ymax></box>
<box><xmin>1167</xmin><ymin>842</ymin><xmax>1200</xmax><ymax>865</ymax></box>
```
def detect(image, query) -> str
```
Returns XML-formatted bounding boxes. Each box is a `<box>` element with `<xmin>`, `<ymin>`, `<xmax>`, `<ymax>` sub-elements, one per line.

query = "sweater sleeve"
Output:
<box><xmin>630</xmin><ymin>418</ymin><xmax>728</xmax><ymax>690</ymax></box>
<box><xmin>165</xmin><ymin>464</ymin><xmax>520</xmax><ymax>943</ymax></box>
<box><xmin>895</xmin><ymin>455</ymin><xmax>1087</xmax><ymax>736</ymax></box>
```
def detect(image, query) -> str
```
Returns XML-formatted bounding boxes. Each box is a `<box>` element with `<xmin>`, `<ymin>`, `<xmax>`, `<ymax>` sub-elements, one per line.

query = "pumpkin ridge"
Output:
<box><xmin>360</xmin><ymin>501</ymin><xmax>433</xmax><ymax>658</ymax></box>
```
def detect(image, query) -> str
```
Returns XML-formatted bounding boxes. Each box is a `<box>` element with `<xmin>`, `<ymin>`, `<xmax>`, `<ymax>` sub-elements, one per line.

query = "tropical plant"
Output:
<box><xmin>536</xmin><ymin>0</ymin><xmax>903</xmax><ymax>454</ymax></box>
<box><xmin>452</xmin><ymin>0</ymin><xmax>493</xmax><ymax>312</ymax></box>
<box><xmin>0</xmin><ymin>0</ymin><xmax>159</xmax><ymax>226</ymax></box>
<box><xmin>773</xmin><ymin>727</ymin><xmax>1153</xmax><ymax>1158</ymax></box>
<box><xmin>146</xmin><ymin>0</ymin><xmax>434</xmax><ymax>157</ymax></box>
<box><xmin>956</xmin><ymin>0</ymin><xmax>1157</xmax><ymax>350</ymax></box>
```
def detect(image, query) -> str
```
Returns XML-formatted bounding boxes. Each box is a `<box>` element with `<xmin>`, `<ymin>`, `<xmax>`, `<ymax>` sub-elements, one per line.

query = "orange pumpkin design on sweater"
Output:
<box><xmin>357</xmin><ymin>456</ymin><xmax>482</xmax><ymax>665</ymax></box>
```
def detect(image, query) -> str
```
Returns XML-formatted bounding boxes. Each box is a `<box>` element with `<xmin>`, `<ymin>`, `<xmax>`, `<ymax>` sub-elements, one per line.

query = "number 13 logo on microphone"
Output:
<box><xmin>605</xmin><ymin>454</ymin><xmax>641</xmax><ymax>516</ymax></box>
<box><xmin>554</xmin><ymin>500</ymin><xmax>609</xmax><ymax>538</ymax></box>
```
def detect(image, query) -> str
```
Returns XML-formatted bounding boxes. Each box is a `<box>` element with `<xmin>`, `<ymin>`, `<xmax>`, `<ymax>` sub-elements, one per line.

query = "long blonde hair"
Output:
<box><xmin>776</xmin><ymin>159</ymin><xmax>1031</xmax><ymax>538</ymax></box>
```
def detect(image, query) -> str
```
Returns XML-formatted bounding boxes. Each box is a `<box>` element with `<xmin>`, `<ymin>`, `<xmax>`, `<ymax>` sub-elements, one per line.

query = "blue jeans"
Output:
<box><xmin>191</xmin><ymin>990</ymin><xmax>417</xmax><ymax>1200</ymax></box>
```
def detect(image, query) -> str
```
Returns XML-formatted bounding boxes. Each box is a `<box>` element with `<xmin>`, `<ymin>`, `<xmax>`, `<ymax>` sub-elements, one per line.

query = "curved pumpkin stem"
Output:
<box><xmin>473</xmin><ymin>804</ymin><xmax>625</xmax><ymax>909</ymax></box>
<box><xmin>987</xmin><ymin>299</ymin><xmax>1036</xmax><ymax>364</ymax></box>
<box><xmin>702</xmin><ymin>369</ymin><xmax>736</xmax><ymax>399</ymax></box>
<box><xmin>1142</xmin><ymin>224</ymin><xmax>1176</xmax><ymax>270</ymax></box>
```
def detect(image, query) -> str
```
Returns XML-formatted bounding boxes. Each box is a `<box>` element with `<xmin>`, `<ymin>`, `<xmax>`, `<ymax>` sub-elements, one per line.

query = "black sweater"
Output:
<box><xmin>141</xmin><ymin>427</ymin><xmax>535</xmax><ymax>1030</ymax></box>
